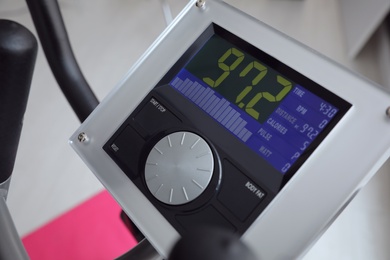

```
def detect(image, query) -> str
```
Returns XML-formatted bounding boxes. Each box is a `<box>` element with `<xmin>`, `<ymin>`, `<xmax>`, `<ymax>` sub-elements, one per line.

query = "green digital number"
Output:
<box><xmin>236</xmin><ymin>61</ymin><xmax>267</xmax><ymax>108</ymax></box>
<box><xmin>245</xmin><ymin>75</ymin><xmax>292</xmax><ymax>120</ymax></box>
<box><xmin>200</xmin><ymin>45</ymin><xmax>292</xmax><ymax>121</ymax></box>
<box><xmin>234</xmin><ymin>61</ymin><xmax>292</xmax><ymax>120</ymax></box>
<box><xmin>203</xmin><ymin>48</ymin><xmax>244</xmax><ymax>88</ymax></box>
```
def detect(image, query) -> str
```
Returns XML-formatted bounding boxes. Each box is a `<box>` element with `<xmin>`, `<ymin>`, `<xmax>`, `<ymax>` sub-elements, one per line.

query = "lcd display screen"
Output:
<box><xmin>168</xmin><ymin>25</ymin><xmax>348</xmax><ymax>175</ymax></box>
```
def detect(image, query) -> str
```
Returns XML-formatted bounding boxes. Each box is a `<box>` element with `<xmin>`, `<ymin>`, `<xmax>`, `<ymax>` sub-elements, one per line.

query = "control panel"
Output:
<box><xmin>101</xmin><ymin>23</ymin><xmax>350</xmax><ymax>236</ymax></box>
<box><xmin>70</xmin><ymin>1</ymin><xmax>390</xmax><ymax>259</ymax></box>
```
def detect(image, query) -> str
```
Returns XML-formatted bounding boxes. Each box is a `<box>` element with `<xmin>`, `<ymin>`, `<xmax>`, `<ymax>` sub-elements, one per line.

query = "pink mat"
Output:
<box><xmin>22</xmin><ymin>191</ymin><xmax>138</xmax><ymax>260</ymax></box>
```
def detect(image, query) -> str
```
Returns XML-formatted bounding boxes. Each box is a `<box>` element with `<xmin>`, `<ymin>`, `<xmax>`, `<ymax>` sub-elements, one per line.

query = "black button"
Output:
<box><xmin>176</xmin><ymin>206</ymin><xmax>236</xmax><ymax>232</ymax></box>
<box><xmin>109</xmin><ymin>125</ymin><xmax>145</xmax><ymax>178</ymax></box>
<box><xmin>218</xmin><ymin>160</ymin><xmax>266</xmax><ymax>222</ymax></box>
<box><xmin>134</xmin><ymin>97</ymin><xmax>180</xmax><ymax>135</ymax></box>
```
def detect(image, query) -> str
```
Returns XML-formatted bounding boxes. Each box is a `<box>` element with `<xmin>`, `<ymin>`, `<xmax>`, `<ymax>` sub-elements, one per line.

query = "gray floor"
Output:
<box><xmin>2</xmin><ymin>0</ymin><xmax>390</xmax><ymax>259</ymax></box>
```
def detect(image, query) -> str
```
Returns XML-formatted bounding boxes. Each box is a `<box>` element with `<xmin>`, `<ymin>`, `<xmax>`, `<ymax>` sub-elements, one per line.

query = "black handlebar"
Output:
<box><xmin>25</xmin><ymin>0</ymin><xmax>99</xmax><ymax>122</ymax></box>
<box><xmin>0</xmin><ymin>19</ymin><xmax>37</xmax><ymax>184</ymax></box>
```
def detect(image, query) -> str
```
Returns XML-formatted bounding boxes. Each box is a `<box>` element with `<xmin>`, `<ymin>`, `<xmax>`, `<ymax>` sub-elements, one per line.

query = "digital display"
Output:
<box><xmin>169</xmin><ymin>30</ymin><xmax>341</xmax><ymax>174</ymax></box>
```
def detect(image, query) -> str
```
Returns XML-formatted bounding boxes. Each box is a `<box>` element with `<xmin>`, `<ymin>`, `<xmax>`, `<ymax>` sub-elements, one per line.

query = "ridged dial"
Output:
<box><xmin>145</xmin><ymin>131</ymin><xmax>214</xmax><ymax>205</ymax></box>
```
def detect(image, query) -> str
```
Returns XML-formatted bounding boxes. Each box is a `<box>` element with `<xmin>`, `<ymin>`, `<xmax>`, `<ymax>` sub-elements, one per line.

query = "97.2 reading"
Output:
<box><xmin>186</xmin><ymin>35</ymin><xmax>294</xmax><ymax>123</ymax></box>
<box><xmin>203</xmin><ymin>47</ymin><xmax>292</xmax><ymax>121</ymax></box>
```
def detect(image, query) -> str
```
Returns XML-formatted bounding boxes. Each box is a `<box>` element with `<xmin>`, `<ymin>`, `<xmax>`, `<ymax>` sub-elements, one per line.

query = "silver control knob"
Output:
<box><xmin>145</xmin><ymin>131</ymin><xmax>214</xmax><ymax>205</ymax></box>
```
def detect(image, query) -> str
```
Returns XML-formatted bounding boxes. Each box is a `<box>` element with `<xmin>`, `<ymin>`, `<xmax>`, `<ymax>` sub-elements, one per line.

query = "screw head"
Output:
<box><xmin>78</xmin><ymin>132</ymin><xmax>89</xmax><ymax>143</ymax></box>
<box><xmin>196</xmin><ymin>0</ymin><xmax>206</xmax><ymax>8</ymax></box>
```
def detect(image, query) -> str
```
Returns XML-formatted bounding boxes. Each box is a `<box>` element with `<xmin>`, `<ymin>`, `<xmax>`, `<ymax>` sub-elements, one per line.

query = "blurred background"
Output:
<box><xmin>1</xmin><ymin>0</ymin><xmax>390</xmax><ymax>259</ymax></box>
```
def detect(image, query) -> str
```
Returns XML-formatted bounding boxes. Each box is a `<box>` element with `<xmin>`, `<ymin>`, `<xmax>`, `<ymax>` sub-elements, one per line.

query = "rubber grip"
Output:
<box><xmin>0</xmin><ymin>20</ymin><xmax>37</xmax><ymax>183</ymax></box>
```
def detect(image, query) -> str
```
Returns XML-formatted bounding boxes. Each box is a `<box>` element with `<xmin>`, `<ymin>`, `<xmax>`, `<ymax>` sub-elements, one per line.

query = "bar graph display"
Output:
<box><xmin>169</xmin><ymin>33</ymin><xmax>340</xmax><ymax>174</ymax></box>
<box><xmin>171</xmin><ymin>71</ymin><xmax>254</xmax><ymax>143</ymax></box>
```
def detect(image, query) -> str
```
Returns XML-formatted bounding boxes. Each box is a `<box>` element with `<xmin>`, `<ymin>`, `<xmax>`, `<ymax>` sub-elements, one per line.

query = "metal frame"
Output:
<box><xmin>0</xmin><ymin>195</ymin><xmax>29</xmax><ymax>260</ymax></box>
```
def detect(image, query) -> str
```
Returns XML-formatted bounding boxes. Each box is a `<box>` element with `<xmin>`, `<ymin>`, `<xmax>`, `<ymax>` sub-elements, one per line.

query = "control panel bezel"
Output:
<box><xmin>70</xmin><ymin>1</ymin><xmax>390</xmax><ymax>258</ymax></box>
